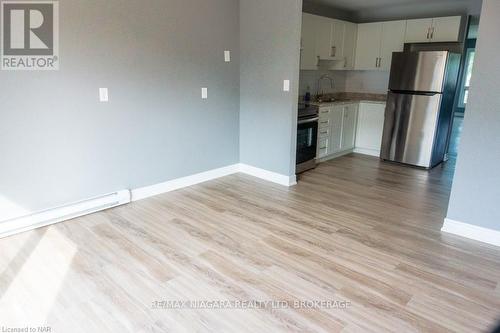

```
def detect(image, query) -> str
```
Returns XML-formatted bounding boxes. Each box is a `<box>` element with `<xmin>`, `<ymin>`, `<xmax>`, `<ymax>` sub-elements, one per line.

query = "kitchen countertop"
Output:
<box><xmin>301</xmin><ymin>92</ymin><xmax>387</xmax><ymax>106</ymax></box>
<box><xmin>308</xmin><ymin>99</ymin><xmax>387</xmax><ymax>106</ymax></box>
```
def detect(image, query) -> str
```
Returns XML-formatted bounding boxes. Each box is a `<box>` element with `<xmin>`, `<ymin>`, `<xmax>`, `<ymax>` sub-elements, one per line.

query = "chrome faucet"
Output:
<box><xmin>316</xmin><ymin>74</ymin><xmax>335</xmax><ymax>101</ymax></box>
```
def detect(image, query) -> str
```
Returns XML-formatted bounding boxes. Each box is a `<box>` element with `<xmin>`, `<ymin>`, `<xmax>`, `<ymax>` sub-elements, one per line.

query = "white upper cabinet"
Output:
<box><xmin>405</xmin><ymin>16</ymin><xmax>462</xmax><ymax>43</ymax></box>
<box><xmin>379</xmin><ymin>20</ymin><xmax>407</xmax><ymax>71</ymax></box>
<box><xmin>331</xmin><ymin>20</ymin><xmax>345</xmax><ymax>59</ymax></box>
<box><xmin>354</xmin><ymin>23</ymin><xmax>382</xmax><ymax>70</ymax></box>
<box><xmin>355</xmin><ymin>20</ymin><xmax>406</xmax><ymax>71</ymax></box>
<box><xmin>316</xmin><ymin>17</ymin><xmax>346</xmax><ymax>61</ymax></box>
<box><xmin>300</xmin><ymin>13</ymin><xmax>319</xmax><ymax>70</ymax></box>
<box><xmin>327</xmin><ymin>20</ymin><xmax>358</xmax><ymax>70</ymax></box>
<box><xmin>343</xmin><ymin>22</ymin><xmax>358</xmax><ymax>70</ymax></box>
<box><xmin>301</xmin><ymin>14</ymin><xmax>462</xmax><ymax>71</ymax></box>
<box><xmin>405</xmin><ymin>18</ymin><xmax>433</xmax><ymax>43</ymax></box>
<box><xmin>431</xmin><ymin>16</ymin><xmax>462</xmax><ymax>42</ymax></box>
<box><xmin>300</xmin><ymin>14</ymin><xmax>358</xmax><ymax>70</ymax></box>
<box><xmin>316</xmin><ymin>16</ymin><xmax>336</xmax><ymax>60</ymax></box>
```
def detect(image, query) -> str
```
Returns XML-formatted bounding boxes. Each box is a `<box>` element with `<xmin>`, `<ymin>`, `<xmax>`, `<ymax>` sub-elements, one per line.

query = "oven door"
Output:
<box><xmin>296</xmin><ymin>117</ymin><xmax>319</xmax><ymax>166</ymax></box>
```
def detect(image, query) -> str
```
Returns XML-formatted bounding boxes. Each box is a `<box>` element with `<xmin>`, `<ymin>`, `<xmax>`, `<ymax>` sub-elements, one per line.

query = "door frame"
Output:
<box><xmin>454</xmin><ymin>38</ymin><xmax>476</xmax><ymax>115</ymax></box>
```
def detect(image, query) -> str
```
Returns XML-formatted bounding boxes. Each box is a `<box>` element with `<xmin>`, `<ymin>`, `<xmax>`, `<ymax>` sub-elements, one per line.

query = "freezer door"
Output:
<box><xmin>381</xmin><ymin>92</ymin><xmax>443</xmax><ymax>168</ymax></box>
<box><xmin>389</xmin><ymin>51</ymin><xmax>448</xmax><ymax>93</ymax></box>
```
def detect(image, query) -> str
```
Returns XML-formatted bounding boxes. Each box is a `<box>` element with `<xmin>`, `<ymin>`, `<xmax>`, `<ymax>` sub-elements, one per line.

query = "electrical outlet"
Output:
<box><xmin>99</xmin><ymin>88</ymin><xmax>109</xmax><ymax>102</ymax></box>
<box><xmin>224</xmin><ymin>50</ymin><xmax>231</xmax><ymax>62</ymax></box>
<box><xmin>283</xmin><ymin>80</ymin><xmax>290</xmax><ymax>92</ymax></box>
<box><xmin>201</xmin><ymin>88</ymin><xmax>208</xmax><ymax>99</ymax></box>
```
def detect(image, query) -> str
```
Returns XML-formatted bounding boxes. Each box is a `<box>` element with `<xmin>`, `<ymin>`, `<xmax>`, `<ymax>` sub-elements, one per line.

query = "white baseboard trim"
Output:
<box><xmin>0</xmin><ymin>163</ymin><xmax>296</xmax><ymax>238</ymax></box>
<box><xmin>0</xmin><ymin>190</ymin><xmax>131</xmax><ymax>239</ymax></box>
<box><xmin>353</xmin><ymin>147</ymin><xmax>381</xmax><ymax>157</ymax></box>
<box><xmin>238</xmin><ymin>164</ymin><xmax>297</xmax><ymax>187</ymax></box>
<box><xmin>131</xmin><ymin>164</ymin><xmax>240</xmax><ymax>201</ymax></box>
<box><xmin>442</xmin><ymin>218</ymin><xmax>500</xmax><ymax>247</ymax></box>
<box><xmin>132</xmin><ymin>163</ymin><xmax>296</xmax><ymax>202</ymax></box>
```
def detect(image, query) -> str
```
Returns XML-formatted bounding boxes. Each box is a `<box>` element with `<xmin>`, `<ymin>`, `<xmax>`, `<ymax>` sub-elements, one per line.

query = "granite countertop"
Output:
<box><xmin>301</xmin><ymin>92</ymin><xmax>387</xmax><ymax>106</ymax></box>
<box><xmin>309</xmin><ymin>99</ymin><xmax>387</xmax><ymax>106</ymax></box>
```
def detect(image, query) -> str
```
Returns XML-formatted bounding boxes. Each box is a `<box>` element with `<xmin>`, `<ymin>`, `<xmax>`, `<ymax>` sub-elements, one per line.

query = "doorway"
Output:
<box><xmin>448</xmin><ymin>16</ymin><xmax>479</xmax><ymax>159</ymax></box>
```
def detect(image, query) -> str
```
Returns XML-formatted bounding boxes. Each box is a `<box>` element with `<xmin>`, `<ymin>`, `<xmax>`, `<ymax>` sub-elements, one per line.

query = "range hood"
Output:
<box><xmin>317</xmin><ymin>57</ymin><xmax>347</xmax><ymax>70</ymax></box>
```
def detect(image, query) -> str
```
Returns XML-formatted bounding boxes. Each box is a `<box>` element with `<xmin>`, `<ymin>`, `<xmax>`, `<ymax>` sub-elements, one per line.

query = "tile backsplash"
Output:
<box><xmin>299</xmin><ymin>70</ymin><xmax>346</xmax><ymax>97</ymax></box>
<box><xmin>299</xmin><ymin>69</ymin><xmax>390</xmax><ymax>98</ymax></box>
<box><xmin>344</xmin><ymin>71</ymin><xmax>390</xmax><ymax>94</ymax></box>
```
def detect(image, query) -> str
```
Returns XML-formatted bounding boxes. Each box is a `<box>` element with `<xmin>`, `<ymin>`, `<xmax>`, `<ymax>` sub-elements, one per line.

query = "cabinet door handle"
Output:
<box><xmin>430</xmin><ymin>27</ymin><xmax>435</xmax><ymax>40</ymax></box>
<box><xmin>331</xmin><ymin>46</ymin><xmax>336</xmax><ymax>57</ymax></box>
<box><xmin>427</xmin><ymin>28</ymin><xmax>430</xmax><ymax>40</ymax></box>
<box><xmin>375</xmin><ymin>57</ymin><xmax>378</xmax><ymax>67</ymax></box>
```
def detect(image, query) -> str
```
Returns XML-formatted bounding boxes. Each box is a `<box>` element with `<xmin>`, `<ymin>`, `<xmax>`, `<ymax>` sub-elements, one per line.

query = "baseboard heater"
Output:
<box><xmin>0</xmin><ymin>190</ymin><xmax>131</xmax><ymax>239</ymax></box>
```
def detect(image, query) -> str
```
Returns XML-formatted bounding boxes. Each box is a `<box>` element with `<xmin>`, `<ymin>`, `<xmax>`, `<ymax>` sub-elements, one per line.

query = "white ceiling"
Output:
<box><xmin>307</xmin><ymin>0</ymin><xmax>481</xmax><ymax>13</ymax></box>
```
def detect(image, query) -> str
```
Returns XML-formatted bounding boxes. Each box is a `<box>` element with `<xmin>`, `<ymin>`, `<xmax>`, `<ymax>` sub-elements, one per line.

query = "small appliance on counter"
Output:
<box><xmin>296</xmin><ymin>103</ymin><xmax>319</xmax><ymax>174</ymax></box>
<box><xmin>381</xmin><ymin>50</ymin><xmax>460</xmax><ymax>169</ymax></box>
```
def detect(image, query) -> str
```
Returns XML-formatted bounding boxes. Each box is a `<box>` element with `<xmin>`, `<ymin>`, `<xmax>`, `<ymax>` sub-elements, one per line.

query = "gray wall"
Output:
<box><xmin>239</xmin><ymin>0</ymin><xmax>302</xmax><ymax>176</ymax></box>
<box><xmin>0</xmin><ymin>0</ymin><xmax>240</xmax><ymax>214</ymax></box>
<box><xmin>447</xmin><ymin>0</ymin><xmax>500</xmax><ymax>231</ymax></box>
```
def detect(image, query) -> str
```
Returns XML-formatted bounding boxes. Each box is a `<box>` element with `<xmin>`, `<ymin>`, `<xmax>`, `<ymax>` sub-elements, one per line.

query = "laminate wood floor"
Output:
<box><xmin>1</xmin><ymin>154</ymin><xmax>499</xmax><ymax>333</ymax></box>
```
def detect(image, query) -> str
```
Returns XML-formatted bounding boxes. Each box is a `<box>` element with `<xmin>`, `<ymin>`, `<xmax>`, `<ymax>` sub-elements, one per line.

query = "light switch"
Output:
<box><xmin>283</xmin><ymin>80</ymin><xmax>290</xmax><ymax>92</ymax></box>
<box><xmin>99</xmin><ymin>88</ymin><xmax>109</xmax><ymax>102</ymax></box>
<box><xmin>201</xmin><ymin>88</ymin><xmax>208</xmax><ymax>99</ymax></box>
<box><xmin>224</xmin><ymin>50</ymin><xmax>231</xmax><ymax>62</ymax></box>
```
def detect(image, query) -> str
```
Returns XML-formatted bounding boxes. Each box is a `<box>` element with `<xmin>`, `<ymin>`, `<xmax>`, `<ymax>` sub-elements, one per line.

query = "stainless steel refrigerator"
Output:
<box><xmin>381</xmin><ymin>51</ymin><xmax>460</xmax><ymax>168</ymax></box>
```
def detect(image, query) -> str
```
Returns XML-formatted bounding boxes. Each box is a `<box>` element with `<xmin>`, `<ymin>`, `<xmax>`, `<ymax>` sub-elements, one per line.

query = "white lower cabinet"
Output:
<box><xmin>317</xmin><ymin>102</ymin><xmax>386</xmax><ymax>161</ymax></box>
<box><xmin>329</xmin><ymin>105</ymin><xmax>344</xmax><ymax>153</ymax></box>
<box><xmin>317</xmin><ymin>107</ymin><xmax>332</xmax><ymax>158</ymax></box>
<box><xmin>317</xmin><ymin>103</ymin><xmax>359</xmax><ymax>159</ymax></box>
<box><xmin>318</xmin><ymin>126</ymin><xmax>330</xmax><ymax>157</ymax></box>
<box><xmin>341</xmin><ymin>103</ymin><xmax>358</xmax><ymax>150</ymax></box>
<box><xmin>354</xmin><ymin>102</ymin><xmax>386</xmax><ymax>157</ymax></box>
